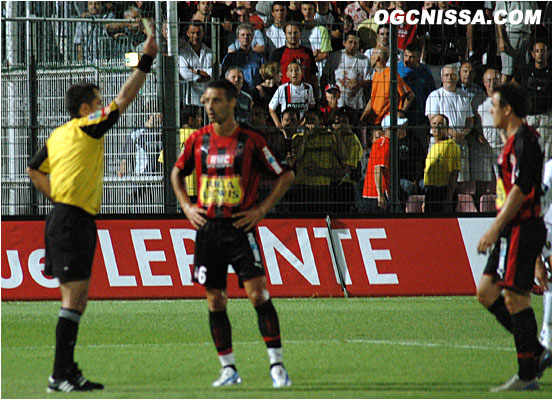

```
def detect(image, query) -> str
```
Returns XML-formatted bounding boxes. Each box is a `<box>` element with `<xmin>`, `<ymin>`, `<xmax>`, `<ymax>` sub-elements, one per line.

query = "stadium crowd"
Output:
<box><xmin>24</xmin><ymin>1</ymin><xmax>553</xmax><ymax>214</ymax></box>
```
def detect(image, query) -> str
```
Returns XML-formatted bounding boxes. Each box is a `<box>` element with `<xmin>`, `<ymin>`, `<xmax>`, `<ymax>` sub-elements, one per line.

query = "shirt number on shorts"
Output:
<box><xmin>196</xmin><ymin>266</ymin><xmax>207</xmax><ymax>285</ymax></box>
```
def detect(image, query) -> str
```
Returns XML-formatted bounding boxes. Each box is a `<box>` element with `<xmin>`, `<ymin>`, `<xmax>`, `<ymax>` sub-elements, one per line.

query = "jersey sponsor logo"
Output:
<box><xmin>262</xmin><ymin>146</ymin><xmax>283</xmax><ymax>174</ymax></box>
<box><xmin>207</xmin><ymin>154</ymin><xmax>235</xmax><ymax>169</ymax></box>
<box><xmin>496</xmin><ymin>179</ymin><xmax>506</xmax><ymax>209</ymax></box>
<box><xmin>199</xmin><ymin>175</ymin><xmax>243</xmax><ymax>206</ymax></box>
<box><xmin>89</xmin><ymin>110</ymin><xmax>102</xmax><ymax>120</ymax></box>
<box><xmin>88</xmin><ymin>105</ymin><xmax>112</xmax><ymax>121</ymax></box>
<box><xmin>287</xmin><ymin>102</ymin><xmax>309</xmax><ymax>111</ymax></box>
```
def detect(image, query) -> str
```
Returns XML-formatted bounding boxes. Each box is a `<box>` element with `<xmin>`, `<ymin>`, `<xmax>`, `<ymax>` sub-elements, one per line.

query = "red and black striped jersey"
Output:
<box><xmin>270</xmin><ymin>46</ymin><xmax>318</xmax><ymax>84</ymax></box>
<box><xmin>175</xmin><ymin>123</ymin><xmax>289</xmax><ymax>218</ymax></box>
<box><xmin>496</xmin><ymin>124</ymin><xmax>543</xmax><ymax>221</ymax></box>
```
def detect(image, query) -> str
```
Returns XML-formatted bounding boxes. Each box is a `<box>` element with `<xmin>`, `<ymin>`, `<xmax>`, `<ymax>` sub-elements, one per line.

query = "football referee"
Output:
<box><xmin>26</xmin><ymin>30</ymin><xmax>158</xmax><ymax>392</ymax></box>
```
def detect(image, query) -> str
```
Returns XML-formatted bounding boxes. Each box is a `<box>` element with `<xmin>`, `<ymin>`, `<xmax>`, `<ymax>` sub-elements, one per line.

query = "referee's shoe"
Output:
<box><xmin>47</xmin><ymin>363</ymin><xmax>104</xmax><ymax>392</ymax></box>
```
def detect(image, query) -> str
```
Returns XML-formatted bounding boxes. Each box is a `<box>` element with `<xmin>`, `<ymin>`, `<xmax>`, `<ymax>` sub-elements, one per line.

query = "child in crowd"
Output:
<box><xmin>268</xmin><ymin>61</ymin><xmax>316</xmax><ymax>128</ymax></box>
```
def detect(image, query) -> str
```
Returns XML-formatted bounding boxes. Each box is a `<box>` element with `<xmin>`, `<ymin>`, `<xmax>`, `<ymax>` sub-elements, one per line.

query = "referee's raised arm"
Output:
<box><xmin>114</xmin><ymin>27</ymin><xmax>158</xmax><ymax>114</ymax></box>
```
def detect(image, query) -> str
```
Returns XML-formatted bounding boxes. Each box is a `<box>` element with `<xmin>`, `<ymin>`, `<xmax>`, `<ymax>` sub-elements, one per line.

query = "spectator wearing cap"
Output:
<box><xmin>322</xmin><ymin>32</ymin><xmax>370</xmax><ymax>122</ymax></box>
<box><xmin>319</xmin><ymin>84</ymin><xmax>340</xmax><ymax>126</ymax></box>
<box><xmin>269</xmin><ymin>61</ymin><xmax>316</xmax><ymax>128</ymax></box>
<box><xmin>381</xmin><ymin>114</ymin><xmax>425</xmax><ymax>208</ymax></box>
<box><xmin>360</xmin><ymin>48</ymin><xmax>415</xmax><ymax>126</ymax></box>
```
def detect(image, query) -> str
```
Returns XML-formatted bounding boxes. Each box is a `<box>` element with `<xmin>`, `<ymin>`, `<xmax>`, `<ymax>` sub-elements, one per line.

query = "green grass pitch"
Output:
<box><xmin>1</xmin><ymin>296</ymin><xmax>551</xmax><ymax>398</ymax></box>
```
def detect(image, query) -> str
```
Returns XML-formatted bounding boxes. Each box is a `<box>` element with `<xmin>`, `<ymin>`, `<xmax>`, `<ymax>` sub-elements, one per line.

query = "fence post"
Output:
<box><xmin>389</xmin><ymin>22</ymin><xmax>400</xmax><ymax>213</ymax></box>
<box><xmin>160</xmin><ymin>55</ymin><xmax>178</xmax><ymax>213</ymax></box>
<box><xmin>26</xmin><ymin>1</ymin><xmax>38</xmax><ymax>215</ymax></box>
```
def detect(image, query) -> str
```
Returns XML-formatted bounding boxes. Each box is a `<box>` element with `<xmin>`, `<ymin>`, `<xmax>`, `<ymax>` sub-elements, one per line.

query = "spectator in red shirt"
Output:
<box><xmin>393</xmin><ymin>1</ymin><xmax>418</xmax><ymax>50</ymax></box>
<box><xmin>270</xmin><ymin>21</ymin><xmax>319</xmax><ymax>99</ymax></box>
<box><xmin>319</xmin><ymin>84</ymin><xmax>341</xmax><ymax>126</ymax></box>
<box><xmin>360</xmin><ymin>125</ymin><xmax>390</xmax><ymax>213</ymax></box>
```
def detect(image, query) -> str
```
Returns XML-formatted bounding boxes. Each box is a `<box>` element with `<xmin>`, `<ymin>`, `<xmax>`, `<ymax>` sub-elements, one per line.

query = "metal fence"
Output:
<box><xmin>1</xmin><ymin>65</ymin><xmax>161</xmax><ymax>216</ymax></box>
<box><xmin>2</xmin><ymin>3</ymin><xmax>550</xmax><ymax>217</ymax></box>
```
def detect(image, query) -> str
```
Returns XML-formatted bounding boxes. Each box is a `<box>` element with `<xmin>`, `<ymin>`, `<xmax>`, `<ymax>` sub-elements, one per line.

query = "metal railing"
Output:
<box><xmin>3</xmin><ymin>4</ymin><xmax>548</xmax><ymax>217</ymax></box>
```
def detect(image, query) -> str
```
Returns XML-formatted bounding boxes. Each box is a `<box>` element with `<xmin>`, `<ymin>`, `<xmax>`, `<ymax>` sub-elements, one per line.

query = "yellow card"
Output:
<box><xmin>142</xmin><ymin>18</ymin><xmax>152</xmax><ymax>36</ymax></box>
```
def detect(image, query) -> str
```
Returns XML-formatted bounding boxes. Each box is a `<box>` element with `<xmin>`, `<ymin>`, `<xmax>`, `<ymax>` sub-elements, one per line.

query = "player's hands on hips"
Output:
<box><xmin>477</xmin><ymin>226</ymin><xmax>499</xmax><ymax>254</ymax></box>
<box><xmin>232</xmin><ymin>207</ymin><xmax>266</xmax><ymax>232</ymax></box>
<box><xmin>182</xmin><ymin>203</ymin><xmax>207</xmax><ymax>229</ymax></box>
<box><xmin>142</xmin><ymin>24</ymin><xmax>159</xmax><ymax>58</ymax></box>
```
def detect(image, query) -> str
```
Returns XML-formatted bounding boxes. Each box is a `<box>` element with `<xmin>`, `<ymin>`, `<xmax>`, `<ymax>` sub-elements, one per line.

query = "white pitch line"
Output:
<box><xmin>2</xmin><ymin>338</ymin><xmax>512</xmax><ymax>352</ymax></box>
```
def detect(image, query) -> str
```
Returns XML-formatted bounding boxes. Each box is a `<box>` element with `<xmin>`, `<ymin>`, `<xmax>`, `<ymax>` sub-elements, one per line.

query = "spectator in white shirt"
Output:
<box><xmin>269</xmin><ymin>61</ymin><xmax>316</xmax><ymax>128</ymax></box>
<box><xmin>300</xmin><ymin>1</ymin><xmax>332</xmax><ymax>81</ymax></box>
<box><xmin>178</xmin><ymin>22</ymin><xmax>214</xmax><ymax>106</ymax></box>
<box><xmin>322</xmin><ymin>32</ymin><xmax>370</xmax><ymax>113</ymax></box>
<box><xmin>265</xmin><ymin>2</ymin><xmax>288</xmax><ymax>58</ymax></box>
<box><xmin>425</xmin><ymin>64</ymin><xmax>474</xmax><ymax>185</ymax></box>
<box><xmin>476</xmin><ymin>68</ymin><xmax>503</xmax><ymax>175</ymax></box>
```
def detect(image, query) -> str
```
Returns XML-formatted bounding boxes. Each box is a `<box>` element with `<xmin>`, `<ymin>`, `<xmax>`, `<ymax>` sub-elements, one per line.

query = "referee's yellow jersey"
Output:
<box><xmin>28</xmin><ymin>101</ymin><xmax>120</xmax><ymax>215</ymax></box>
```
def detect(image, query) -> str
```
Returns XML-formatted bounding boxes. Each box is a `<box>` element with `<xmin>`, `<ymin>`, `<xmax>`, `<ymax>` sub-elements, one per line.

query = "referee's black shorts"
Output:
<box><xmin>483</xmin><ymin>218</ymin><xmax>546</xmax><ymax>291</ymax></box>
<box><xmin>193</xmin><ymin>218</ymin><xmax>266</xmax><ymax>290</ymax></box>
<box><xmin>44</xmin><ymin>203</ymin><xmax>97</xmax><ymax>283</ymax></box>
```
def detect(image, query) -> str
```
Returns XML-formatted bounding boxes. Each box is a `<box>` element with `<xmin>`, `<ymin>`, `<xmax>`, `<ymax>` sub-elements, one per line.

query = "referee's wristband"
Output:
<box><xmin>137</xmin><ymin>54</ymin><xmax>154</xmax><ymax>73</ymax></box>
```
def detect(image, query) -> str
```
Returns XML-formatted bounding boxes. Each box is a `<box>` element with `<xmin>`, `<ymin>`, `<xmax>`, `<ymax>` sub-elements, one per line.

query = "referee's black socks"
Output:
<box><xmin>53</xmin><ymin>308</ymin><xmax>82</xmax><ymax>379</ymax></box>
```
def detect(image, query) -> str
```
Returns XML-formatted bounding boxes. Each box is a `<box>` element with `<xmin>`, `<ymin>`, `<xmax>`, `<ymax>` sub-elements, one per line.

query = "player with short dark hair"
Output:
<box><xmin>477</xmin><ymin>83</ymin><xmax>548</xmax><ymax>392</ymax></box>
<box><xmin>26</xmin><ymin>29</ymin><xmax>158</xmax><ymax>393</ymax></box>
<box><xmin>170</xmin><ymin>79</ymin><xmax>295</xmax><ymax>388</ymax></box>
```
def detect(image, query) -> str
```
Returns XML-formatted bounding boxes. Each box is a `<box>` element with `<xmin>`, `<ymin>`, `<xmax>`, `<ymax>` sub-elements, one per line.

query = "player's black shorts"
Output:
<box><xmin>44</xmin><ymin>203</ymin><xmax>97</xmax><ymax>283</ymax></box>
<box><xmin>193</xmin><ymin>218</ymin><xmax>266</xmax><ymax>289</ymax></box>
<box><xmin>483</xmin><ymin>218</ymin><xmax>546</xmax><ymax>291</ymax></box>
